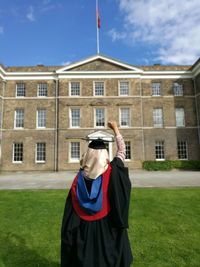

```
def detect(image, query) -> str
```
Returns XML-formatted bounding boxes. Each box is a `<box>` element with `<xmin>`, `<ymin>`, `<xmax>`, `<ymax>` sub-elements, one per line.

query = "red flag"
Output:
<box><xmin>96</xmin><ymin>2</ymin><xmax>100</xmax><ymax>28</ymax></box>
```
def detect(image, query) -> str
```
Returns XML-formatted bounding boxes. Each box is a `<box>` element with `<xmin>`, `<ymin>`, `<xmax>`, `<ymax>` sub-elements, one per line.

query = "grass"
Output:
<box><xmin>0</xmin><ymin>188</ymin><xmax>200</xmax><ymax>267</ymax></box>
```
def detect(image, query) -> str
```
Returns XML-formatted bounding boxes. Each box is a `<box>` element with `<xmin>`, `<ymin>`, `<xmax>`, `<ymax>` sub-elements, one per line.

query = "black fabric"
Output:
<box><xmin>88</xmin><ymin>139</ymin><xmax>106</xmax><ymax>149</ymax></box>
<box><xmin>61</xmin><ymin>157</ymin><xmax>133</xmax><ymax>267</ymax></box>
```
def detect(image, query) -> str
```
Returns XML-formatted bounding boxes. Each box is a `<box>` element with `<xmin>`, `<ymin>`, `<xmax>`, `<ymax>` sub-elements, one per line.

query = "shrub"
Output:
<box><xmin>143</xmin><ymin>160</ymin><xmax>200</xmax><ymax>171</ymax></box>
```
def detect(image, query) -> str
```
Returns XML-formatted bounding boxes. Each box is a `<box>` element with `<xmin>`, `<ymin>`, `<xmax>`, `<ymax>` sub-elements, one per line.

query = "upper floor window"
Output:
<box><xmin>152</xmin><ymin>82</ymin><xmax>161</xmax><ymax>96</ymax></box>
<box><xmin>70</xmin><ymin>82</ymin><xmax>80</xmax><ymax>96</ymax></box>
<box><xmin>173</xmin><ymin>83</ymin><xmax>183</xmax><ymax>96</ymax></box>
<box><xmin>175</xmin><ymin>108</ymin><xmax>185</xmax><ymax>127</ymax></box>
<box><xmin>70</xmin><ymin>142</ymin><xmax>80</xmax><ymax>162</ymax></box>
<box><xmin>70</xmin><ymin>108</ymin><xmax>80</xmax><ymax>127</ymax></box>
<box><xmin>37</xmin><ymin>109</ymin><xmax>46</xmax><ymax>128</ymax></box>
<box><xmin>15</xmin><ymin>109</ymin><xmax>24</xmax><ymax>128</ymax></box>
<box><xmin>153</xmin><ymin>108</ymin><xmax>163</xmax><ymax>127</ymax></box>
<box><xmin>94</xmin><ymin>82</ymin><xmax>104</xmax><ymax>96</ymax></box>
<box><xmin>13</xmin><ymin>143</ymin><xmax>23</xmax><ymax>163</ymax></box>
<box><xmin>38</xmin><ymin>83</ymin><xmax>47</xmax><ymax>97</ymax></box>
<box><xmin>16</xmin><ymin>83</ymin><xmax>25</xmax><ymax>97</ymax></box>
<box><xmin>120</xmin><ymin>108</ymin><xmax>130</xmax><ymax>127</ymax></box>
<box><xmin>125</xmin><ymin>141</ymin><xmax>131</xmax><ymax>160</ymax></box>
<box><xmin>36</xmin><ymin>142</ymin><xmax>46</xmax><ymax>163</ymax></box>
<box><xmin>95</xmin><ymin>108</ymin><xmax>105</xmax><ymax>127</ymax></box>
<box><xmin>155</xmin><ymin>140</ymin><xmax>165</xmax><ymax>160</ymax></box>
<box><xmin>119</xmin><ymin>81</ymin><xmax>129</xmax><ymax>96</ymax></box>
<box><xmin>177</xmin><ymin>140</ymin><xmax>188</xmax><ymax>160</ymax></box>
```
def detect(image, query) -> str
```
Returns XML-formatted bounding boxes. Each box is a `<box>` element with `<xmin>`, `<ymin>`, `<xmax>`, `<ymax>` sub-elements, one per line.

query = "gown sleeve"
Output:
<box><xmin>108</xmin><ymin>157</ymin><xmax>132</xmax><ymax>229</ymax></box>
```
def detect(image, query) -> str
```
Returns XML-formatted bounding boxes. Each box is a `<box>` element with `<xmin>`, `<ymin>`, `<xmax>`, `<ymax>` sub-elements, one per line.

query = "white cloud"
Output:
<box><xmin>26</xmin><ymin>6</ymin><xmax>35</xmax><ymax>22</ymax></box>
<box><xmin>113</xmin><ymin>0</ymin><xmax>200</xmax><ymax>64</ymax></box>
<box><xmin>61</xmin><ymin>61</ymin><xmax>71</xmax><ymax>66</ymax></box>
<box><xmin>0</xmin><ymin>26</ymin><xmax>4</xmax><ymax>34</ymax></box>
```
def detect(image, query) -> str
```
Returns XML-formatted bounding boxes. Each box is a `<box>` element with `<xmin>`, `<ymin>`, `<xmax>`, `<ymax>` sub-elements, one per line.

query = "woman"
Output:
<box><xmin>61</xmin><ymin>121</ymin><xmax>133</xmax><ymax>267</ymax></box>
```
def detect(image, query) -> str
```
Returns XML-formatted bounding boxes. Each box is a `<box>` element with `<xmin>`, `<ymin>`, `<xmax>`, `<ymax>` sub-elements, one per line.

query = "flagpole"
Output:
<box><xmin>96</xmin><ymin>0</ymin><xmax>100</xmax><ymax>54</ymax></box>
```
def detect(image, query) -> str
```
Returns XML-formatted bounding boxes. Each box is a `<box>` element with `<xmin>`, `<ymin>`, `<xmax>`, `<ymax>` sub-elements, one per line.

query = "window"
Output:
<box><xmin>120</xmin><ymin>108</ymin><xmax>130</xmax><ymax>127</ymax></box>
<box><xmin>152</xmin><ymin>83</ymin><xmax>161</xmax><ymax>96</ymax></box>
<box><xmin>16</xmin><ymin>83</ymin><xmax>25</xmax><ymax>97</ymax></box>
<box><xmin>125</xmin><ymin>141</ymin><xmax>131</xmax><ymax>160</ymax></box>
<box><xmin>38</xmin><ymin>83</ymin><xmax>47</xmax><ymax>97</ymax></box>
<box><xmin>175</xmin><ymin>108</ymin><xmax>185</xmax><ymax>127</ymax></box>
<box><xmin>15</xmin><ymin>109</ymin><xmax>24</xmax><ymax>128</ymax></box>
<box><xmin>36</xmin><ymin>143</ymin><xmax>46</xmax><ymax>162</ymax></box>
<box><xmin>155</xmin><ymin>141</ymin><xmax>165</xmax><ymax>160</ymax></box>
<box><xmin>37</xmin><ymin>109</ymin><xmax>46</xmax><ymax>128</ymax></box>
<box><xmin>70</xmin><ymin>108</ymin><xmax>80</xmax><ymax>127</ymax></box>
<box><xmin>13</xmin><ymin>143</ymin><xmax>23</xmax><ymax>162</ymax></box>
<box><xmin>173</xmin><ymin>83</ymin><xmax>183</xmax><ymax>96</ymax></box>
<box><xmin>94</xmin><ymin>82</ymin><xmax>104</xmax><ymax>96</ymax></box>
<box><xmin>70</xmin><ymin>82</ymin><xmax>80</xmax><ymax>96</ymax></box>
<box><xmin>119</xmin><ymin>81</ymin><xmax>129</xmax><ymax>96</ymax></box>
<box><xmin>95</xmin><ymin>108</ymin><xmax>105</xmax><ymax>127</ymax></box>
<box><xmin>153</xmin><ymin>108</ymin><xmax>163</xmax><ymax>127</ymax></box>
<box><xmin>177</xmin><ymin>141</ymin><xmax>188</xmax><ymax>159</ymax></box>
<box><xmin>70</xmin><ymin>142</ymin><xmax>80</xmax><ymax>161</ymax></box>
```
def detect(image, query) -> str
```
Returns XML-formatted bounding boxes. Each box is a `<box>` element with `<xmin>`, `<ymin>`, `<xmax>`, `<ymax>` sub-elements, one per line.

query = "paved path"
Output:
<box><xmin>0</xmin><ymin>170</ymin><xmax>200</xmax><ymax>189</ymax></box>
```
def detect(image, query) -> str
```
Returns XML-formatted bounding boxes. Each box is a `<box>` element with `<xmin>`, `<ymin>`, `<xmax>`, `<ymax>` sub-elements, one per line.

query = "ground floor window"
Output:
<box><xmin>177</xmin><ymin>140</ymin><xmax>188</xmax><ymax>159</ymax></box>
<box><xmin>13</xmin><ymin>143</ymin><xmax>23</xmax><ymax>163</ymax></box>
<box><xmin>155</xmin><ymin>140</ymin><xmax>165</xmax><ymax>160</ymax></box>
<box><xmin>36</xmin><ymin>143</ymin><xmax>46</xmax><ymax>163</ymax></box>
<box><xmin>70</xmin><ymin>142</ymin><xmax>80</xmax><ymax>161</ymax></box>
<box><xmin>125</xmin><ymin>141</ymin><xmax>131</xmax><ymax>160</ymax></box>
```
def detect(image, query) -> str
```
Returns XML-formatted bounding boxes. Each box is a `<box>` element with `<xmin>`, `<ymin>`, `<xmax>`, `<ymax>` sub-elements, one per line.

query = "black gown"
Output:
<box><xmin>61</xmin><ymin>157</ymin><xmax>133</xmax><ymax>267</ymax></box>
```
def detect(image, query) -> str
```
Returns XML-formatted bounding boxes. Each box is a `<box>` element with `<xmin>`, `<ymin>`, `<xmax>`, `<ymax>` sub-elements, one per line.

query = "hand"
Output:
<box><xmin>108</xmin><ymin>121</ymin><xmax>120</xmax><ymax>135</ymax></box>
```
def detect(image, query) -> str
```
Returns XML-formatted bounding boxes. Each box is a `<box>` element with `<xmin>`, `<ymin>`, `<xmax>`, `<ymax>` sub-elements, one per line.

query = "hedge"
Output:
<box><xmin>143</xmin><ymin>160</ymin><xmax>200</xmax><ymax>171</ymax></box>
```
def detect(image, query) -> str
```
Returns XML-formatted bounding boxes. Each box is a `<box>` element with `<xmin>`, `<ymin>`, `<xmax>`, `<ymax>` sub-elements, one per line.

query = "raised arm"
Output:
<box><xmin>108</xmin><ymin>121</ymin><xmax>126</xmax><ymax>162</ymax></box>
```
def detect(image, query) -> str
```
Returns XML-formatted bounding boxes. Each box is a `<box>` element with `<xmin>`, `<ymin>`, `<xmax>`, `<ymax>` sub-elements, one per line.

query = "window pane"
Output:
<box><xmin>120</xmin><ymin>81</ymin><xmax>129</xmax><ymax>95</ymax></box>
<box><xmin>177</xmin><ymin>141</ymin><xmax>188</xmax><ymax>159</ymax></box>
<box><xmin>155</xmin><ymin>141</ymin><xmax>165</xmax><ymax>159</ymax></box>
<box><xmin>173</xmin><ymin>83</ymin><xmax>183</xmax><ymax>96</ymax></box>
<box><xmin>71</xmin><ymin>108</ymin><xmax>80</xmax><ymax>127</ymax></box>
<box><xmin>37</xmin><ymin>109</ymin><xmax>46</xmax><ymax>128</ymax></box>
<box><xmin>120</xmin><ymin>108</ymin><xmax>130</xmax><ymax>126</ymax></box>
<box><xmin>38</xmin><ymin>83</ymin><xmax>47</xmax><ymax>97</ymax></box>
<box><xmin>153</xmin><ymin>108</ymin><xmax>163</xmax><ymax>127</ymax></box>
<box><xmin>71</xmin><ymin>142</ymin><xmax>80</xmax><ymax>160</ymax></box>
<box><xmin>71</xmin><ymin>82</ymin><xmax>80</xmax><ymax>96</ymax></box>
<box><xmin>125</xmin><ymin>141</ymin><xmax>131</xmax><ymax>159</ymax></box>
<box><xmin>95</xmin><ymin>82</ymin><xmax>104</xmax><ymax>96</ymax></box>
<box><xmin>13</xmin><ymin>143</ymin><xmax>23</xmax><ymax>162</ymax></box>
<box><xmin>175</xmin><ymin>108</ymin><xmax>185</xmax><ymax>127</ymax></box>
<box><xmin>15</xmin><ymin>109</ymin><xmax>24</xmax><ymax>128</ymax></box>
<box><xmin>152</xmin><ymin>83</ymin><xmax>161</xmax><ymax>96</ymax></box>
<box><xmin>16</xmin><ymin>83</ymin><xmax>25</xmax><ymax>97</ymax></box>
<box><xmin>96</xmin><ymin>108</ymin><xmax>105</xmax><ymax>127</ymax></box>
<box><xmin>36</xmin><ymin>143</ymin><xmax>46</xmax><ymax>162</ymax></box>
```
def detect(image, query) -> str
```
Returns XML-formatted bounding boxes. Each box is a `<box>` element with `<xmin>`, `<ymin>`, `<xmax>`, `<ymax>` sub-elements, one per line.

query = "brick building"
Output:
<box><xmin>0</xmin><ymin>54</ymin><xmax>200</xmax><ymax>171</ymax></box>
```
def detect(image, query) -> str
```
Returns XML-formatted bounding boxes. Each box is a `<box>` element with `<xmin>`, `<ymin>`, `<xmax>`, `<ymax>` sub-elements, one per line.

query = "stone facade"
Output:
<box><xmin>0</xmin><ymin>54</ymin><xmax>200</xmax><ymax>171</ymax></box>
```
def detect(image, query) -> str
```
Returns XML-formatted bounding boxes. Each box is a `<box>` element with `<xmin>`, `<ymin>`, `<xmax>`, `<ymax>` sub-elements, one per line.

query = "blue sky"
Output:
<box><xmin>0</xmin><ymin>0</ymin><xmax>200</xmax><ymax>67</ymax></box>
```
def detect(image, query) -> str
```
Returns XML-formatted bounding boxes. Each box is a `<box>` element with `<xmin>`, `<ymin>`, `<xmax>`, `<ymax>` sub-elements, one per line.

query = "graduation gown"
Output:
<box><xmin>61</xmin><ymin>157</ymin><xmax>133</xmax><ymax>267</ymax></box>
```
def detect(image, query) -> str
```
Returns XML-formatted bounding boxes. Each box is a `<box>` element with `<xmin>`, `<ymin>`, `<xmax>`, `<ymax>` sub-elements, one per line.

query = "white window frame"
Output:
<box><xmin>69</xmin><ymin>82</ymin><xmax>81</xmax><ymax>96</ymax></box>
<box><xmin>155</xmin><ymin>140</ymin><xmax>165</xmax><ymax>161</ymax></box>
<box><xmin>14</xmin><ymin>109</ymin><xmax>24</xmax><ymax>129</ymax></box>
<box><xmin>37</xmin><ymin>83</ymin><xmax>48</xmax><ymax>97</ymax></box>
<box><xmin>70</xmin><ymin>108</ymin><xmax>80</xmax><ymax>128</ymax></box>
<box><xmin>119</xmin><ymin>81</ymin><xmax>130</xmax><ymax>96</ymax></box>
<box><xmin>119</xmin><ymin>107</ymin><xmax>130</xmax><ymax>127</ymax></box>
<box><xmin>35</xmin><ymin>143</ymin><xmax>46</xmax><ymax>163</ymax></box>
<box><xmin>69</xmin><ymin>142</ymin><xmax>80</xmax><ymax>162</ymax></box>
<box><xmin>173</xmin><ymin>83</ymin><xmax>183</xmax><ymax>96</ymax></box>
<box><xmin>12</xmin><ymin>143</ymin><xmax>23</xmax><ymax>163</ymax></box>
<box><xmin>175</xmin><ymin>108</ymin><xmax>185</xmax><ymax>127</ymax></box>
<box><xmin>93</xmin><ymin>81</ymin><xmax>105</xmax><ymax>96</ymax></box>
<box><xmin>177</xmin><ymin>140</ymin><xmax>188</xmax><ymax>160</ymax></box>
<box><xmin>37</xmin><ymin>109</ymin><xmax>46</xmax><ymax>129</ymax></box>
<box><xmin>16</xmin><ymin>83</ymin><xmax>25</xmax><ymax>98</ymax></box>
<box><xmin>152</xmin><ymin>82</ymin><xmax>161</xmax><ymax>96</ymax></box>
<box><xmin>153</xmin><ymin>108</ymin><xmax>163</xmax><ymax>128</ymax></box>
<box><xmin>125</xmin><ymin>141</ymin><xmax>131</xmax><ymax>160</ymax></box>
<box><xmin>94</xmin><ymin>108</ymin><xmax>106</xmax><ymax>128</ymax></box>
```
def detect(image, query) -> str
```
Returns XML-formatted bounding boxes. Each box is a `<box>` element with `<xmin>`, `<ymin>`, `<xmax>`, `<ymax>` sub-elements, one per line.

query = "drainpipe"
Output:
<box><xmin>139</xmin><ymin>78</ymin><xmax>145</xmax><ymax>161</ymax></box>
<box><xmin>0</xmin><ymin>80</ymin><xmax>6</xmax><ymax>165</ymax></box>
<box><xmin>54</xmin><ymin>74</ymin><xmax>59</xmax><ymax>171</ymax></box>
<box><xmin>193</xmin><ymin>78</ymin><xmax>200</xmax><ymax>144</ymax></box>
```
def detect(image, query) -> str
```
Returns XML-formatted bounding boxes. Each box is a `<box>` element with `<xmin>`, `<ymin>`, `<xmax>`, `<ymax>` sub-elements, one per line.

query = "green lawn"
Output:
<box><xmin>0</xmin><ymin>188</ymin><xmax>200</xmax><ymax>267</ymax></box>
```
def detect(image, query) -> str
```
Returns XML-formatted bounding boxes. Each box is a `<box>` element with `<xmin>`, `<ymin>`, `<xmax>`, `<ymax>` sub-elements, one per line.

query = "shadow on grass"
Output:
<box><xmin>0</xmin><ymin>232</ymin><xmax>59</xmax><ymax>267</ymax></box>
